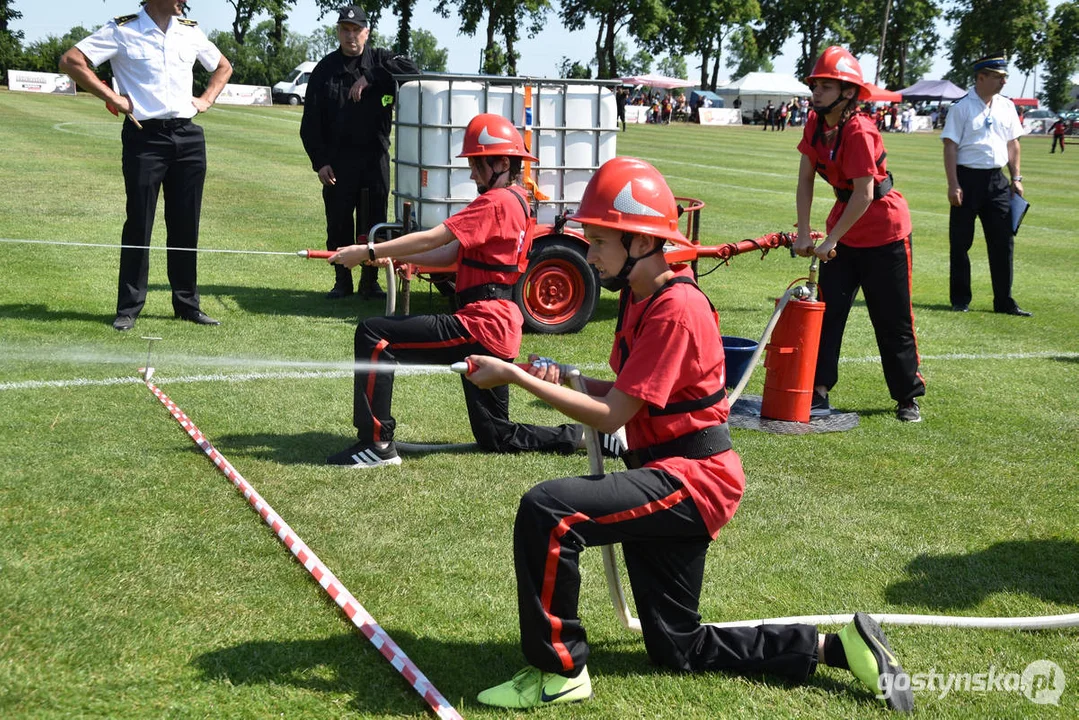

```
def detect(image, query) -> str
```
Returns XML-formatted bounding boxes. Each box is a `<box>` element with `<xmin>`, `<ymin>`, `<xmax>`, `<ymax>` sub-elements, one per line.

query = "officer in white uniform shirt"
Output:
<box><xmin>60</xmin><ymin>0</ymin><xmax>233</xmax><ymax>331</ymax></box>
<box><xmin>941</xmin><ymin>53</ymin><xmax>1030</xmax><ymax>317</ymax></box>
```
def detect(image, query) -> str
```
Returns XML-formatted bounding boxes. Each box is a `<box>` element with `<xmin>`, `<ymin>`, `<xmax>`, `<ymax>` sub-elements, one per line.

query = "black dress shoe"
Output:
<box><xmin>951</xmin><ymin>304</ymin><xmax>969</xmax><ymax>312</ymax></box>
<box><xmin>326</xmin><ymin>285</ymin><xmax>354</xmax><ymax>299</ymax></box>
<box><xmin>997</xmin><ymin>307</ymin><xmax>1032</xmax><ymax>317</ymax></box>
<box><xmin>177</xmin><ymin>310</ymin><xmax>221</xmax><ymax>325</ymax></box>
<box><xmin>112</xmin><ymin>315</ymin><xmax>135</xmax><ymax>331</ymax></box>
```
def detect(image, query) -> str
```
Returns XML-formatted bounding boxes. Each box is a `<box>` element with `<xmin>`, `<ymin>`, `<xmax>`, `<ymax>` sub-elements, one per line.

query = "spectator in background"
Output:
<box><xmin>763</xmin><ymin>100</ymin><xmax>775</xmax><ymax>131</ymax></box>
<box><xmin>616</xmin><ymin>86</ymin><xmax>628</xmax><ymax>132</ymax></box>
<box><xmin>301</xmin><ymin>5</ymin><xmax>418</xmax><ymax>301</ymax></box>
<box><xmin>777</xmin><ymin>99</ymin><xmax>789</xmax><ymax>130</ymax></box>
<box><xmin>1050</xmin><ymin>117</ymin><xmax>1066</xmax><ymax>153</ymax></box>
<box><xmin>941</xmin><ymin>53</ymin><xmax>1030</xmax><ymax>316</ymax></box>
<box><xmin>60</xmin><ymin>0</ymin><xmax>234</xmax><ymax>331</ymax></box>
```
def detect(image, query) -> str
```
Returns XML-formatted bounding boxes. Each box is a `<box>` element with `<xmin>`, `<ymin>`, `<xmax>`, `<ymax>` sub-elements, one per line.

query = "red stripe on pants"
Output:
<box><xmin>541</xmin><ymin>486</ymin><xmax>692</xmax><ymax>670</ymax></box>
<box><xmin>366</xmin><ymin>338</ymin><xmax>390</xmax><ymax>442</ymax></box>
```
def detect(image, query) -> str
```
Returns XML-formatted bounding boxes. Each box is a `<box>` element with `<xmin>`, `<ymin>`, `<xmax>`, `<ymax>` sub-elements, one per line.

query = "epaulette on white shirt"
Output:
<box><xmin>114</xmin><ymin>14</ymin><xmax>138</xmax><ymax>25</ymax></box>
<box><xmin>177</xmin><ymin>18</ymin><xmax>198</xmax><ymax>27</ymax></box>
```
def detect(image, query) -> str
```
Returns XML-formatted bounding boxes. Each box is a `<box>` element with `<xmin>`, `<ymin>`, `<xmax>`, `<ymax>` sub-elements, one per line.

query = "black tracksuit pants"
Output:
<box><xmin>117</xmin><ymin>118</ymin><xmax>205</xmax><ymax>318</ymax></box>
<box><xmin>514</xmin><ymin>466</ymin><xmax>819</xmax><ymax>682</ymax></box>
<box><xmin>815</xmin><ymin>236</ymin><xmax>925</xmax><ymax>403</ymax></box>
<box><xmin>323</xmin><ymin>148</ymin><xmax>388</xmax><ymax>290</ymax></box>
<box><xmin>353</xmin><ymin>312</ymin><xmax>580</xmax><ymax>453</ymax></box>
<box><xmin>949</xmin><ymin>166</ymin><xmax>1018</xmax><ymax>312</ymax></box>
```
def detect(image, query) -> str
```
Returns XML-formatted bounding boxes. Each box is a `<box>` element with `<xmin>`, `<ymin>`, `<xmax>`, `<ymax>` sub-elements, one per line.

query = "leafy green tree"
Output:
<box><xmin>307</xmin><ymin>25</ymin><xmax>338</xmax><ymax>60</ymax></box>
<box><xmin>22</xmin><ymin>26</ymin><xmax>97</xmax><ymax>74</ymax></box>
<box><xmin>615</xmin><ymin>39</ymin><xmax>652</xmax><ymax>76</ymax></box>
<box><xmin>1041</xmin><ymin>1</ymin><xmax>1079</xmax><ymax>111</ymax></box>
<box><xmin>755</xmin><ymin>0</ymin><xmax>860</xmax><ymax>80</ymax></box>
<box><xmin>207</xmin><ymin>19</ymin><xmax>308</xmax><ymax>86</ymax></box>
<box><xmin>725</xmin><ymin>25</ymin><xmax>773</xmax><ymax>78</ymax></box>
<box><xmin>560</xmin><ymin>0</ymin><xmax>666</xmax><ymax>78</ymax></box>
<box><xmin>0</xmin><ymin>0</ymin><xmax>23</xmax><ymax>79</ymax></box>
<box><xmin>409</xmin><ymin>28</ymin><xmax>447</xmax><ymax>72</ymax></box>
<box><xmin>657</xmin><ymin>54</ymin><xmax>688</xmax><ymax>80</ymax></box>
<box><xmin>558</xmin><ymin>57</ymin><xmax>592</xmax><ymax>78</ymax></box>
<box><xmin>662</xmin><ymin>0</ymin><xmax>759</xmax><ymax>90</ymax></box>
<box><xmin>435</xmin><ymin>0</ymin><xmax>550</xmax><ymax>75</ymax></box>
<box><xmin>944</xmin><ymin>0</ymin><xmax>1050</xmax><ymax>82</ymax></box>
<box><xmin>850</xmin><ymin>0</ymin><xmax>940</xmax><ymax>88</ymax></box>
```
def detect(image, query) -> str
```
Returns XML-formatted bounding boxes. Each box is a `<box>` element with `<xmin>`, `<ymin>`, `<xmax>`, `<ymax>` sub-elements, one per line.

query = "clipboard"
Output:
<box><xmin>1010</xmin><ymin>193</ymin><xmax>1030</xmax><ymax>235</ymax></box>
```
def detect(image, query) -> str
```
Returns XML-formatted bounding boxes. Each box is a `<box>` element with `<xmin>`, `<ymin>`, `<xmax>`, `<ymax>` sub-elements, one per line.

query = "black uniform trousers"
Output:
<box><xmin>949</xmin><ymin>166</ymin><xmax>1018</xmax><ymax>312</ymax></box>
<box><xmin>324</xmin><ymin>147</ymin><xmax>389</xmax><ymax>290</ymax></box>
<box><xmin>117</xmin><ymin>118</ymin><xmax>206</xmax><ymax>318</ymax></box>
<box><xmin>514</xmin><ymin>466</ymin><xmax>819</xmax><ymax>682</ymax></box>
<box><xmin>353</xmin><ymin>312</ymin><xmax>580</xmax><ymax>453</ymax></box>
<box><xmin>816</xmin><ymin>236</ymin><xmax>925</xmax><ymax>403</ymax></box>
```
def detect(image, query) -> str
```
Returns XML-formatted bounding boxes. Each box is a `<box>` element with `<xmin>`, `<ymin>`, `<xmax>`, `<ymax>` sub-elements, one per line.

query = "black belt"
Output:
<box><xmin>455</xmin><ymin>282</ymin><xmax>514</xmax><ymax>307</ymax></box>
<box><xmin>834</xmin><ymin>171</ymin><xmax>894</xmax><ymax>203</ymax></box>
<box><xmin>133</xmin><ymin>118</ymin><xmax>192</xmax><ymax>130</ymax></box>
<box><xmin>621</xmin><ymin>424</ymin><xmax>732</xmax><ymax>469</ymax></box>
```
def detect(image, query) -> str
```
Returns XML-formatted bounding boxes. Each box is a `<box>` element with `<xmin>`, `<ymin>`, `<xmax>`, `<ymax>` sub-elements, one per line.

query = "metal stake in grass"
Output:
<box><xmin>138</xmin><ymin>336</ymin><xmax>162</xmax><ymax>382</ymax></box>
<box><xmin>141</xmin><ymin>372</ymin><xmax>462</xmax><ymax>720</ymax></box>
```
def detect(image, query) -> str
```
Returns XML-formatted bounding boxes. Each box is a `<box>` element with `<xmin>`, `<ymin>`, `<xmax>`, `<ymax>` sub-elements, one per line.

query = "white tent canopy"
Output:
<box><xmin>619</xmin><ymin>73</ymin><xmax>695</xmax><ymax>90</ymax></box>
<box><xmin>714</xmin><ymin>72</ymin><xmax>811</xmax><ymax>97</ymax></box>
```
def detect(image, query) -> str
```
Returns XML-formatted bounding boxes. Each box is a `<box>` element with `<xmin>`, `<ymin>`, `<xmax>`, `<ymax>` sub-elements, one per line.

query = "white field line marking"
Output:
<box><xmin>213</xmin><ymin>107</ymin><xmax>302</xmax><ymax>124</ymax></box>
<box><xmin>2</xmin><ymin>352</ymin><xmax>1077</xmax><ymax>392</ymax></box>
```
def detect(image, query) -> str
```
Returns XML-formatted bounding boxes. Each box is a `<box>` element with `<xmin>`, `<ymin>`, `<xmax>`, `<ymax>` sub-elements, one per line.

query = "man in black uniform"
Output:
<box><xmin>300</xmin><ymin>5</ymin><xmax>418</xmax><ymax>300</ymax></box>
<box><xmin>60</xmin><ymin>0</ymin><xmax>233</xmax><ymax>331</ymax></box>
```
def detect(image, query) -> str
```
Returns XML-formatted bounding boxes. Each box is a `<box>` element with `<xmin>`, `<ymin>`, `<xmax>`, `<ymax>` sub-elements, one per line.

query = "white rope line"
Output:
<box><xmin>3</xmin><ymin>351</ymin><xmax>1076</xmax><ymax>393</ymax></box>
<box><xmin>0</xmin><ymin>237</ymin><xmax>299</xmax><ymax>255</ymax></box>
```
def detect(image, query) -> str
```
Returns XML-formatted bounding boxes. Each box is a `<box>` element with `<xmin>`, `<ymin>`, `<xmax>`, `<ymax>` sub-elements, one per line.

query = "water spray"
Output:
<box><xmin>141</xmin><ymin>375</ymin><xmax>462</xmax><ymax>720</ymax></box>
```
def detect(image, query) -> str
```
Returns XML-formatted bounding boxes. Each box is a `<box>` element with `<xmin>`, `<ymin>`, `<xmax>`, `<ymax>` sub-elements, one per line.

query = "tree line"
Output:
<box><xmin>1</xmin><ymin>0</ymin><xmax>1077</xmax><ymax>110</ymax></box>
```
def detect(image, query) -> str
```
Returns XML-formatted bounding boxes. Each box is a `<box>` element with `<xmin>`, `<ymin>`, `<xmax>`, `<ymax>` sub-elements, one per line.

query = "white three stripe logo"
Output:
<box><xmin>477</xmin><ymin>126</ymin><xmax>507</xmax><ymax>145</ymax></box>
<box><xmin>612</xmin><ymin>182</ymin><xmax>664</xmax><ymax>217</ymax></box>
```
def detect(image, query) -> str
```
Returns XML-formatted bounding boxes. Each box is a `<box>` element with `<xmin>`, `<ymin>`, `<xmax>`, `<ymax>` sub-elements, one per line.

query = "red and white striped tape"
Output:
<box><xmin>144</xmin><ymin>379</ymin><xmax>463</xmax><ymax>720</ymax></box>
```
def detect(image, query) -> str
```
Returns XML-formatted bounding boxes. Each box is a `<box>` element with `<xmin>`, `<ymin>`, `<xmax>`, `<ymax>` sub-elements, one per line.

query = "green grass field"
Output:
<box><xmin>1</xmin><ymin>88</ymin><xmax>1077</xmax><ymax>719</ymax></box>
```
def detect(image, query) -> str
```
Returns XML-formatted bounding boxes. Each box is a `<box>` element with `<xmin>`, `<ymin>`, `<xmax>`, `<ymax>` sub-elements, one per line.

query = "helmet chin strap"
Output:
<box><xmin>600</xmin><ymin>234</ymin><xmax>663</xmax><ymax>292</ymax></box>
<box><xmin>477</xmin><ymin>157</ymin><xmax>507</xmax><ymax>195</ymax></box>
<box><xmin>812</xmin><ymin>94</ymin><xmax>847</xmax><ymax>115</ymax></box>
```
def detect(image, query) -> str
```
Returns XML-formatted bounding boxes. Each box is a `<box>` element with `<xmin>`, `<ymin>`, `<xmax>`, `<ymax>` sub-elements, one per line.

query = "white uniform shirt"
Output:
<box><xmin>940</xmin><ymin>87</ymin><xmax>1025</xmax><ymax>169</ymax></box>
<box><xmin>76</xmin><ymin>9</ymin><xmax>221</xmax><ymax>121</ymax></box>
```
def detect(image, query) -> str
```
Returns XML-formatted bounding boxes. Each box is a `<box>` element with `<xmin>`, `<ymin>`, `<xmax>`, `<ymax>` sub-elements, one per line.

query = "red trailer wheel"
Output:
<box><xmin>514</xmin><ymin>237</ymin><xmax>598</xmax><ymax>334</ymax></box>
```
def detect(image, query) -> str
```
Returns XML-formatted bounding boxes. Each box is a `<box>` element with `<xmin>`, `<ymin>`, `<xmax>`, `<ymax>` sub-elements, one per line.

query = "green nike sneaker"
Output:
<box><xmin>477</xmin><ymin>665</ymin><xmax>593</xmax><ymax>709</ymax></box>
<box><xmin>839</xmin><ymin>612</ymin><xmax>914</xmax><ymax>713</ymax></box>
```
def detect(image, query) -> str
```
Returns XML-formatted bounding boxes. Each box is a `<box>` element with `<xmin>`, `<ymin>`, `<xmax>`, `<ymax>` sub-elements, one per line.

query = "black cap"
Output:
<box><xmin>337</xmin><ymin>5</ymin><xmax>368</xmax><ymax>27</ymax></box>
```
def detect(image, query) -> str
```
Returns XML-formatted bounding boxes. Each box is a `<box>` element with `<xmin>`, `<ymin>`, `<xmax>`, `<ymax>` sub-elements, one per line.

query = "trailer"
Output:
<box><xmin>379</xmin><ymin>73</ymin><xmax>706</xmax><ymax>334</ymax></box>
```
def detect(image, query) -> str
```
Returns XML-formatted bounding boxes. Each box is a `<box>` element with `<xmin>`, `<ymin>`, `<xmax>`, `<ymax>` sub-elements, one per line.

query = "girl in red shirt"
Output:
<box><xmin>792</xmin><ymin>46</ymin><xmax>925</xmax><ymax>422</ymax></box>
<box><xmin>463</xmin><ymin>157</ymin><xmax>914</xmax><ymax>712</ymax></box>
<box><xmin>326</xmin><ymin>114</ymin><xmax>581</xmax><ymax>467</ymax></box>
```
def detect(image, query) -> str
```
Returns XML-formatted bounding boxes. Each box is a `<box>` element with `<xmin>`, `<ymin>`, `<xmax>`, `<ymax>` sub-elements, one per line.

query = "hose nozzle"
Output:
<box><xmin>450</xmin><ymin>360</ymin><xmax>474</xmax><ymax>375</ymax></box>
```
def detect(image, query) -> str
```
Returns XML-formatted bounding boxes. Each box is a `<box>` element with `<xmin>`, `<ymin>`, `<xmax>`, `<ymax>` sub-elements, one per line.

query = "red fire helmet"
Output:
<box><xmin>805</xmin><ymin>46</ymin><xmax>871</xmax><ymax>100</ymax></box>
<box><xmin>457</xmin><ymin>113</ymin><xmax>538</xmax><ymax>161</ymax></box>
<box><xmin>569</xmin><ymin>157</ymin><xmax>685</xmax><ymax>242</ymax></box>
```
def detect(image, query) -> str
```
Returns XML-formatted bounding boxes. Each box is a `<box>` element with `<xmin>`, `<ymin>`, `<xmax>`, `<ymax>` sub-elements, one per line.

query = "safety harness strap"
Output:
<box><xmin>833</xmin><ymin>170</ymin><xmax>894</xmax><ymax>203</ymax></box>
<box><xmin>621</xmin><ymin>423</ymin><xmax>732</xmax><ymax>469</ymax></box>
<box><xmin>457</xmin><ymin>188</ymin><xmax>531</xmax><ymax>273</ymax></box>
<box><xmin>454</xmin><ymin>282</ymin><xmax>514</xmax><ymax>307</ymax></box>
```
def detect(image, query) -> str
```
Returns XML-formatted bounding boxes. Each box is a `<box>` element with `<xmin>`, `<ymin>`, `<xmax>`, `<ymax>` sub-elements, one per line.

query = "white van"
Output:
<box><xmin>272</xmin><ymin>61</ymin><xmax>317</xmax><ymax>105</ymax></box>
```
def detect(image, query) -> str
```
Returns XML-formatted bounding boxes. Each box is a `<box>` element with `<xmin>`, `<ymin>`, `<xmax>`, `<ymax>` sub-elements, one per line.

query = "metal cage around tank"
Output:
<box><xmin>391</xmin><ymin>73</ymin><xmax>620</xmax><ymax>228</ymax></box>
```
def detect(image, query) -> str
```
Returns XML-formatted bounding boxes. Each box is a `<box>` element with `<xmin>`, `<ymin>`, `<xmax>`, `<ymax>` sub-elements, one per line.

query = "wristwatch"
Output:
<box><xmin>367</xmin><ymin>238</ymin><xmax>376</xmax><ymax>262</ymax></box>
<box><xmin>1011</xmin><ymin>175</ymin><xmax>1024</xmax><ymax>183</ymax></box>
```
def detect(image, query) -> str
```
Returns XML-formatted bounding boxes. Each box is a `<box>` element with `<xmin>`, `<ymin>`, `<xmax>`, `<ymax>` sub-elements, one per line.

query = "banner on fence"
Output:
<box><xmin>7</xmin><ymin>70</ymin><xmax>76</xmax><ymax>95</ymax></box>
<box><xmin>215</xmin><ymin>84</ymin><xmax>272</xmax><ymax>106</ymax></box>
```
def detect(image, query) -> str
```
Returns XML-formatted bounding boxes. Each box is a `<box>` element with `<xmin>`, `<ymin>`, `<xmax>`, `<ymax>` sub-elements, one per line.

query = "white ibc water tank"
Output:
<box><xmin>395</xmin><ymin>79</ymin><xmax>616</xmax><ymax>229</ymax></box>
